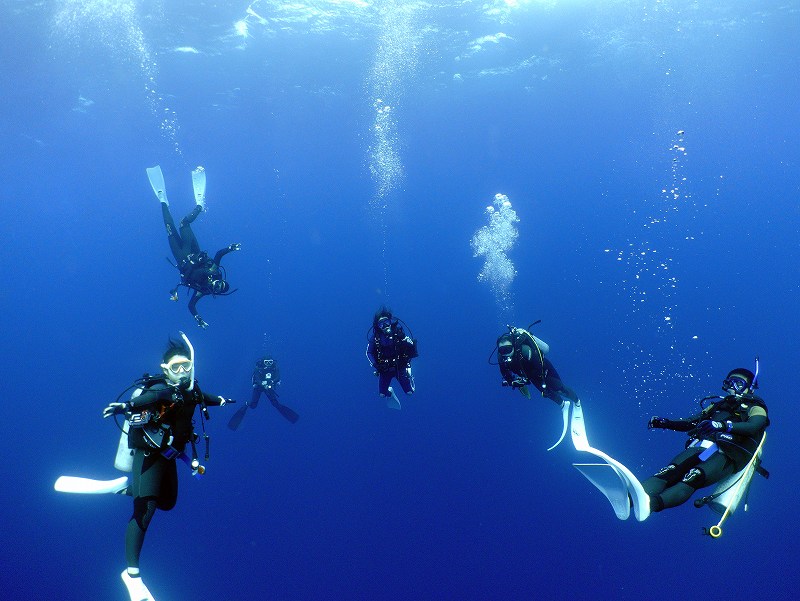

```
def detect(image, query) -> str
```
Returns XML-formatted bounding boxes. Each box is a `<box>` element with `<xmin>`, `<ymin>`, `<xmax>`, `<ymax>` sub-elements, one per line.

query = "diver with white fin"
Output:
<box><xmin>147</xmin><ymin>165</ymin><xmax>241</xmax><ymax>328</ymax></box>
<box><xmin>366</xmin><ymin>307</ymin><xmax>418</xmax><ymax>410</ymax></box>
<box><xmin>55</xmin><ymin>333</ymin><xmax>236</xmax><ymax>601</ymax></box>
<box><xmin>643</xmin><ymin>362</ymin><xmax>769</xmax><ymax>525</ymax></box>
<box><xmin>492</xmin><ymin>322</ymin><xmax>579</xmax><ymax>449</ymax></box>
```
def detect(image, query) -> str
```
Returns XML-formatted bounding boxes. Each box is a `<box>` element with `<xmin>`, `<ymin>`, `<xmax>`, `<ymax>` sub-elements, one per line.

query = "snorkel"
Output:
<box><xmin>179</xmin><ymin>330</ymin><xmax>195</xmax><ymax>391</ymax></box>
<box><xmin>751</xmin><ymin>356</ymin><xmax>760</xmax><ymax>390</ymax></box>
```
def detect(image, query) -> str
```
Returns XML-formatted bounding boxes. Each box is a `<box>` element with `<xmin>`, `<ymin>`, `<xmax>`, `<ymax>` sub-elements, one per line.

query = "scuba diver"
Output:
<box><xmin>643</xmin><ymin>366</ymin><xmax>769</xmax><ymax>513</ymax></box>
<box><xmin>228</xmin><ymin>356</ymin><xmax>299</xmax><ymax>430</ymax></box>
<box><xmin>54</xmin><ymin>333</ymin><xmax>234</xmax><ymax>601</ymax></box>
<box><xmin>146</xmin><ymin>165</ymin><xmax>240</xmax><ymax>329</ymax></box>
<box><xmin>366</xmin><ymin>307</ymin><xmax>418</xmax><ymax>409</ymax></box>
<box><xmin>495</xmin><ymin>323</ymin><xmax>579</xmax><ymax>406</ymax></box>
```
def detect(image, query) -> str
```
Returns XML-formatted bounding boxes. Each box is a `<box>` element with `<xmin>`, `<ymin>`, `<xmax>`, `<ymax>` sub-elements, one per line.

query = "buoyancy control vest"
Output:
<box><xmin>704</xmin><ymin>394</ymin><xmax>769</xmax><ymax>470</ymax></box>
<box><xmin>127</xmin><ymin>376</ymin><xmax>206</xmax><ymax>452</ymax></box>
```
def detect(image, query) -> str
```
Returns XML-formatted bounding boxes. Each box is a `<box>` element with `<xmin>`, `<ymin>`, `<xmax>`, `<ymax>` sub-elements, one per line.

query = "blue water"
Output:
<box><xmin>2</xmin><ymin>1</ymin><xmax>798</xmax><ymax>599</ymax></box>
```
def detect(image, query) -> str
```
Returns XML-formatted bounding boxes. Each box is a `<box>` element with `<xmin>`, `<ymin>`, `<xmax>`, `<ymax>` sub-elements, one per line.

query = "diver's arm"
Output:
<box><xmin>213</xmin><ymin>243</ymin><xmax>240</xmax><ymax>265</ymax></box>
<box><xmin>188</xmin><ymin>290</ymin><xmax>204</xmax><ymax>317</ymax></box>
<box><xmin>188</xmin><ymin>291</ymin><xmax>209</xmax><ymax>328</ymax></box>
<box><xmin>128</xmin><ymin>388</ymin><xmax>167</xmax><ymax>409</ymax></box>
<box><xmin>648</xmin><ymin>416</ymin><xmax>698</xmax><ymax>431</ymax></box>
<box><xmin>201</xmin><ymin>392</ymin><xmax>227</xmax><ymax>406</ymax></box>
<box><xmin>212</xmin><ymin>248</ymin><xmax>232</xmax><ymax>265</ymax></box>
<box><xmin>728</xmin><ymin>412</ymin><xmax>768</xmax><ymax>437</ymax></box>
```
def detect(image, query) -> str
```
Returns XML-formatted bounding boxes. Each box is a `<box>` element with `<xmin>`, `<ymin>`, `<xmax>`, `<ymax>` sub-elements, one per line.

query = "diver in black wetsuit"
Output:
<box><xmin>103</xmin><ymin>337</ymin><xmax>233</xmax><ymax>595</ymax></box>
<box><xmin>160</xmin><ymin>202</ymin><xmax>240</xmax><ymax>329</ymax></box>
<box><xmin>228</xmin><ymin>356</ymin><xmax>299</xmax><ymax>430</ymax></box>
<box><xmin>643</xmin><ymin>367</ymin><xmax>769</xmax><ymax>512</ymax></box>
<box><xmin>366</xmin><ymin>307</ymin><xmax>418</xmax><ymax>399</ymax></box>
<box><xmin>496</xmin><ymin>325</ymin><xmax>579</xmax><ymax>405</ymax></box>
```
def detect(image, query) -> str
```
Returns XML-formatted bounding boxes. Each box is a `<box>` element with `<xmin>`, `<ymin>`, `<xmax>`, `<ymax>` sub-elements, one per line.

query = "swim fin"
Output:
<box><xmin>192</xmin><ymin>166</ymin><xmax>206</xmax><ymax>209</ymax></box>
<box><xmin>266</xmin><ymin>389</ymin><xmax>299</xmax><ymax>423</ymax></box>
<box><xmin>518</xmin><ymin>385</ymin><xmax>531</xmax><ymax>399</ymax></box>
<box><xmin>121</xmin><ymin>570</ymin><xmax>156</xmax><ymax>601</ymax></box>
<box><xmin>570</xmin><ymin>403</ymin><xmax>650</xmax><ymax>521</ymax></box>
<box><xmin>546</xmin><ymin>400</ymin><xmax>571</xmax><ymax>451</ymax></box>
<box><xmin>146</xmin><ymin>166</ymin><xmax>168</xmax><ymax>205</ymax></box>
<box><xmin>54</xmin><ymin>475</ymin><xmax>129</xmax><ymax>494</ymax></box>
<box><xmin>227</xmin><ymin>404</ymin><xmax>248</xmax><ymax>431</ymax></box>
<box><xmin>276</xmin><ymin>403</ymin><xmax>300</xmax><ymax>423</ymax></box>
<box><xmin>386</xmin><ymin>386</ymin><xmax>402</xmax><ymax>410</ymax></box>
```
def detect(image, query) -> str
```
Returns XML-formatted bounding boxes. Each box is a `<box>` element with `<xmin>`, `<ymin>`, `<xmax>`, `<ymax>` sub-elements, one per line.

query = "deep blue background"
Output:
<box><xmin>1</xmin><ymin>1</ymin><xmax>798</xmax><ymax>600</ymax></box>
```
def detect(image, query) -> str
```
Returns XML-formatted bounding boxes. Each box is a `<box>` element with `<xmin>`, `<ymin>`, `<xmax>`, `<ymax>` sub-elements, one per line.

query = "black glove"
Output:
<box><xmin>696</xmin><ymin>420</ymin><xmax>727</xmax><ymax>437</ymax></box>
<box><xmin>648</xmin><ymin>416</ymin><xmax>669</xmax><ymax>430</ymax></box>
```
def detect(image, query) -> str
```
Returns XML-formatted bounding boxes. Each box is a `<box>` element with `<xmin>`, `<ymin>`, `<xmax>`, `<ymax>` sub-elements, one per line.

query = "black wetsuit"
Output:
<box><xmin>498</xmin><ymin>330</ymin><xmax>578</xmax><ymax>405</ymax></box>
<box><xmin>124</xmin><ymin>378</ymin><xmax>224</xmax><ymax>569</ymax></box>
<box><xmin>367</xmin><ymin>322</ymin><xmax>418</xmax><ymax>397</ymax></box>
<box><xmin>250</xmin><ymin>362</ymin><xmax>298</xmax><ymax>423</ymax></box>
<box><xmin>161</xmin><ymin>204</ymin><xmax>234</xmax><ymax>319</ymax></box>
<box><xmin>643</xmin><ymin>394</ymin><xmax>769</xmax><ymax>512</ymax></box>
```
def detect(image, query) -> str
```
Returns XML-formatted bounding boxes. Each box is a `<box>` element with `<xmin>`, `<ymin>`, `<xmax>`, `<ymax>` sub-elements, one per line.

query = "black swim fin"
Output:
<box><xmin>227</xmin><ymin>404</ymin><xmax>249</xmax><ymax>431</ymax></box>
<box><xmin>276</xmin><ymin>403</ymin><xmax>299</xmax><ymax>424</ymax></box>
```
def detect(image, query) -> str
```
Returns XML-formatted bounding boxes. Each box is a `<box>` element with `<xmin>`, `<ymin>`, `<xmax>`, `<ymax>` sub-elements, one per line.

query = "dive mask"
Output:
<box><xmin>263</xmin><ymin>359</ymin><xmax>274</xmax><ymax>367</ymax></box>
<box><xmin>162</xmin><ymin>357</ymin><xmax>193</xmax><ymax>375</ymax></box>
<box><xmin>212</xmin><ymin>279</ymin><xmax>229</xmax><ymax>294</ymax></box>
<box><xmin>498</xmin><ymin>340</ymin><xmax>514</xmax><ymax>359</ymax></box>
<box><xmin>722</xmin><ymin>375</ymin><xmax>749</xmax><ymax>394</ymax></box>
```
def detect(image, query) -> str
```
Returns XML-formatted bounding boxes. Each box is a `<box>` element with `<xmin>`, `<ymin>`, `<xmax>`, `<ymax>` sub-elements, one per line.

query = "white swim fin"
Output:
<box><xmin>386</xmin><ymin>386</ymin><xmax>402</xmax><ymax>410</ymax></box>
<box><xmin>547</xmin><ymin>400</ymin><xmax>571</xmax><ymax>451</ymax></box>
<box><xmin>192</xmin><ymin>166</ymin><xmax>206</xmax><ymax>209</ymax></box>
<box><xmin>122</xmin><ymin>570</ymin><xmax>156</xmax><ymax>601</ymax></box>
<box><xmin>146</xmin><ymin>166</ymin><xmax>168</xmax><ymax>205</ymax></box>
<box><xmin>54</xmin><ymin>475</ymin><xmax>129</xmax><ymax>495</ymax></box>
<box><xmin>573</xmin><ymin>463</ymin><xmax>632</xmax><ymax>520</ymax></box>
<box><xmin>570</xmin><ymin>403</ymin><xmax>650</xmax><ymax>521</ymax></box>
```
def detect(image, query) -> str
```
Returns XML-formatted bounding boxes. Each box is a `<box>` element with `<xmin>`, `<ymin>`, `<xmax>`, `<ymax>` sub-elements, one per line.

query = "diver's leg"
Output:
<box><xmin>157</xmin><ymin>460</ymin><xmax>178</xmax><ymax>512</ymax></box>
<box><xmin>249</xmin><ymin>387</ymin><xmax>262</xmax><ymax>409</ymax></box>
<box><xmin>180</xmin><ymin>206</ymin><xmax>203</xmax><ymax>255</ymax></box>
<box><xmin>125</xmin><ymin>496</ymin><xmax>158</xmax><ymax>570</ymax></box>
<box><xmin>397</xmin><ymin>365</ymin><xmax>415</xmax><ymax>394</ymax></box>
<box><xmin>657</xmin><ymin>454</ymin><xmax>732</xmax><ymax>511</ymax></box>
<box><xmin>642</xmin><ymin>448</ymin><xmax>702</xmax><ymax>510</ymax></box>
<box><xmin>125</xmin><ymin>452</ymin><xmax>164</xmax><ymax>572</ymax></box>
<box><xmin>161</xmin><ymin>203</ymin><xmax>185</xmax><ymax>260</ymax></box>
<box><xmin>654</xmin><ymin>482</ymin><xmax>696</xmax><ymax>511</ymax></box>
<box><xmin>267</xmin><ymin>389</ymin><xmax>299</xmax><ymax>423</ymax></box>
<box><xmin>378</xmin><ymin>371</ymin><xmax>391</xmax><ymax>397</ymax></box>
<box><xmin>542</xmin><ymin>359</ymin><xmax>578</xmax><ymax>402</ymax></box>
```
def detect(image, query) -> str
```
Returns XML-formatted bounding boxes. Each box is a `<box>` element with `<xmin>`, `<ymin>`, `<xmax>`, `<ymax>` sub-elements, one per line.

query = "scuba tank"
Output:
<box><xmin>114</xmin><ymin>386</ymin><xmax>144</xmax><ymax>472</ymax></box>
